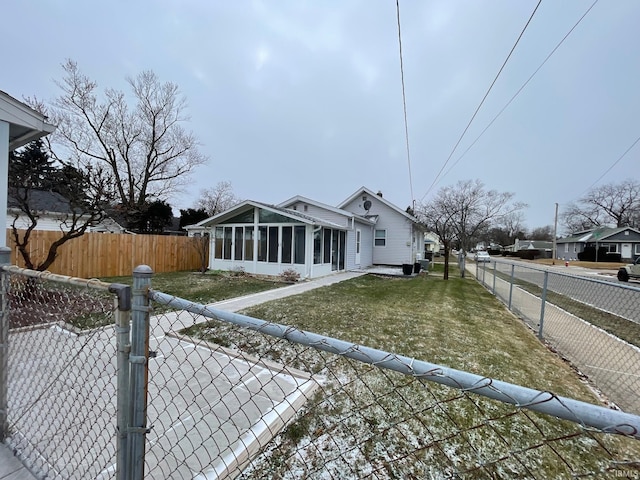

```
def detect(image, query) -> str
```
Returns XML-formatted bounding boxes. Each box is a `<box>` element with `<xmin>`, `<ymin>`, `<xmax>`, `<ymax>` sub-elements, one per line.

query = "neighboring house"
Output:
<box><xmin>513</xmin><ymin>239</ymin><xmax>553</xmax><ymax>258</ymax></box>
<box><xmin>187</xmin><ymin>187</ymin><xmax>425</xmax><ymax>279</ymax></box>
<box><xmin>556</xmin><ymin>227</ymin><xmax>640</xmax><ymax>261</ymax></box>
<box><xmin>7</xmin><ymin>189</ymin><xmax>125</xmax><ymax>233</ymax></box>
<box><xmin>424</xmin><ymin>231</ymin><xmax>440</xmax><ymax>257</ymax></box>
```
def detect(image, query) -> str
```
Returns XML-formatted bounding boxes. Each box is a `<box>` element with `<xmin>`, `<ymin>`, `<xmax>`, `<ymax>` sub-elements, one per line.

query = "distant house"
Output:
<box><xmin>556</xmin><ymin>227</ymin><xmax>640</xmax><ymax>261</ymax></box>
<box><xmin>424</xmin><ymin>231</ymin><xmax>440</xmax><ymax>257</ymax></box>
<box><xmin>514</xmin><ymin>239</ymin><xmax>553</xmax><ymax>258</ymax></box>
<box><xmin>187</xmin><ymin>187</ymin><xmax>425</xmax><ymax>279</ymax></box>
<box><xmin>7</xmin><ymin>189</ymin><xmax>125</xmax><ymax>233</ymax></box>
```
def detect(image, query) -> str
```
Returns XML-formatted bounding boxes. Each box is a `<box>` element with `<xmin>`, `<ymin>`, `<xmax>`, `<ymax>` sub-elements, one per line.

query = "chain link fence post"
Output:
<box><xmin>508</xmin><ymin>264</ymin><xmax>515</xmax><ymax>311</ymax></box>
<box><xmin>0</xmin><ymin>246</ymin><xmax>11</xmax><ymax>442</ymax></box>
<box><xmin>492</xmin><ymin>261</ymin><xmax>497</xmax><ymax>294</ymax></box>
<box><xmin>110</xmin><ymin>281</ymin><xmax>132</xmax><ymax>480</ymax></box>
<box><xmin>129</xmin><ymin>265</ymin><xmax>153</xmax><ymax>480</ymax></box>
<box><xmin>538</xmin><ymin>270</ymin><xmax>549</xmax><ymax>340</ymax></box>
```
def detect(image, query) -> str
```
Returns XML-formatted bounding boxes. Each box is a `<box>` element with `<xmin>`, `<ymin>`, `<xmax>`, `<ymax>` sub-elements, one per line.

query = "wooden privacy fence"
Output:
<box><xmin>5</xmin><ymin>229</ymin><xmax>206</xmax><ymax>278</ymax></box>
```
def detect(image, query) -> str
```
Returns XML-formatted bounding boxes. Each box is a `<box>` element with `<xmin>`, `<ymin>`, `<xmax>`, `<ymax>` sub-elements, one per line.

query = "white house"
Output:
<box><xmin>7</xmin><ymin>189</ymin><xmax>126</xmax><ymax>233</ymax></box>
<box><xmin>1</xmin><ymin>90</ymin><xmax>57</xmax><ymax>247</ymax></box>
<box><xmin>188</xmin><ymin>187</ymin><xmax>426</xmax><ymax>279</ymax></box>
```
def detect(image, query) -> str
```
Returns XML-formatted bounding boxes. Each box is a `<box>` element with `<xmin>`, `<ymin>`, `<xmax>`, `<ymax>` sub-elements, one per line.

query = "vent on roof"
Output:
<box><xmin>362</xmin><ymin>195</ymin><xmax>367</xmax><ymax>201</ymax></box>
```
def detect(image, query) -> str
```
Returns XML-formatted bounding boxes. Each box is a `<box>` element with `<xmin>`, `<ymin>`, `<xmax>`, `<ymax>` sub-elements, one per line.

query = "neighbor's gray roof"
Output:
<box><xmin>556</xmin><ymin>226</ymin><xmax>640</xmax><ymax>243</ymax></box>
<box><xmin>7</xmin><ymin>189</ymin><xmax>73</xmax><ymax>214</ymax></box>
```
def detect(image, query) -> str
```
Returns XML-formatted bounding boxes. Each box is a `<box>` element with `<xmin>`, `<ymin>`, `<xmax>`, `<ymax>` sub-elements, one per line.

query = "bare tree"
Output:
<box><xmin>417</xmin><ymin>180</ymin><xmax>526</xmax><ymax>279</ymax></box>
<box><xmin>417</xmin><ymin>199</ymin><xmax>456</xmax><ymax>280</ymax></box>
<box><xmin>529</xmin><ymin>225</ymin><xmax>554</xmax><ymax>241</ymax></box>
<box><xmin>46</xmin><ymin>60</ymin><xmax>207</xmax><ymax>224</ymax></box>
<box><xmin>197</xmin><ymin>181</ymin><xmax>241</xmax><ymax>216</ymax></box>
<box><xmin>190</xmin><ymin>233</ymin><xmax>210</xmax><ymax>273</ymax></box>
<box><xmin>9</xmin><ymin>141</ymin><xmax>113</xmax><ymax>271</ymax></box>
<box><xmin>562</xmin><ymin>179</ymin><xmax>640</xmax><ymax>231</ymax></box>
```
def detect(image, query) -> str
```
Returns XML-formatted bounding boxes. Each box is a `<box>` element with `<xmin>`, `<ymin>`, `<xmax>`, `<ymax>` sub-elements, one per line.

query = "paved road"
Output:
<box><xmin>468</xmin><ymin>262</ymin><xmax>640</xmax><ymax>415</ymax></box>
<box><xmin>473</xmin><ymin>258</ymin><xmax>640</xmax><ymax>324</ymax></box>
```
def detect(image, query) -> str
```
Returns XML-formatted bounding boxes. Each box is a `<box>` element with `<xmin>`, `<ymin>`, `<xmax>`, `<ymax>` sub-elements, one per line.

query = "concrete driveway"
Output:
<box><xmin>2</xmin><ymin>271</ymin><xmax>364</xmax><ymax>479</ymax></box>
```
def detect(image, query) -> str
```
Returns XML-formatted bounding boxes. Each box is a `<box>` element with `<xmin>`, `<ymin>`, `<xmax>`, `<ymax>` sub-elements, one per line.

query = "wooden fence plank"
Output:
<box><xmin>5</xmin><ymin>230</ymin><xmax>203</xmax><ymax>278</ymax></box>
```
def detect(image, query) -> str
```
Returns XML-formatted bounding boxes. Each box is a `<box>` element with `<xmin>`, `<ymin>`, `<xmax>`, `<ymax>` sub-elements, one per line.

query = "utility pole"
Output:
<box><xmin>552</xmin><ymin>203</ymin><xmax>558</xmax><ymax>265</ymax></box>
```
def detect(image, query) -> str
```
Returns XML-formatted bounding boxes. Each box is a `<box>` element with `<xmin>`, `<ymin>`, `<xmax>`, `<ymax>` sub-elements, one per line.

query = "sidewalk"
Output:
<box><xmin>2</xmin><ymin>270</ymin><xmax>365</xmax><ymax>480</ymax></box>
<box><xmin>0</xmin><ymin>447</ymin><xmax>35</xmax><ymax>480</ymax></box>
<box><xmin>209</xmin><ymin>270</ymin><xmax>366</xmax><ymax>313</ymax></box>
<box><xmin>468</xmin><ymin>263</ymin><xmax>640</xmax><ymax>414</ymax></box>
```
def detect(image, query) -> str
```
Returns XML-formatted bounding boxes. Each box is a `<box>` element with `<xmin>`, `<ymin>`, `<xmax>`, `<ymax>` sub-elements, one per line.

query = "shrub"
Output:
<box><xmin>578</xmin><ymin>247</ymin><xmax>619</xmax><ymax>262</ymax></box>
<box><xmin>517</xmin><ymin>249</ymin><xmax>540</xmax><ymax>260</ymax></box>
<box><xmin>280</xmin><ymin>268</ymin><xmax>301</xmax><ymax>283</ymax></box>
<box><xmin>230</xmin><ymin>266</ymin><xmax>246</xmax><ymax>276</ymax></box>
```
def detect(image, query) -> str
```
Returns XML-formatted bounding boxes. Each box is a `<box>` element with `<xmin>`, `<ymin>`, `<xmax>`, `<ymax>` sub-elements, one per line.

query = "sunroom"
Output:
<box><xmin>194</xmin><ymin>201</ymin><xmax>348</xmax><ymax>279</ymax></box>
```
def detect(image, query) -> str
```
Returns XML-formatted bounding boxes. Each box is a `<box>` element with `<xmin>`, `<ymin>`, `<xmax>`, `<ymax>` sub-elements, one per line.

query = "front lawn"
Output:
<box><xmin>48</xmin><ymin>270</ymin><xmax>285</xmax><ymax>329</ymax></box>
<box><xmin>101</xmin><ymin>269</ymin><xmax>285</xmax><ymax>305</ymax></box>
<box><xmin>183</xmin><ymin>264</ymin><xmax>640</xmax><ymax>478</ymax></box>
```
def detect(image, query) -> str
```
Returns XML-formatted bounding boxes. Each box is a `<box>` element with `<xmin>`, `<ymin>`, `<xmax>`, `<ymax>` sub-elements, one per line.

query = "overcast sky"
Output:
<box><xmin>3</xmin><ymin>1</ymin><xmax>639</xmax><ymax>231</ymax></box>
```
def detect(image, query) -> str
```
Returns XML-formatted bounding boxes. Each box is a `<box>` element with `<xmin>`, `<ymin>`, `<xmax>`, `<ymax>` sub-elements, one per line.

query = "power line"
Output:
<box><xmin>582</xmin><ymin>133</ymin><xmax>640</xmax><ymax>194</ymax></box>
<box><xmin>420</xmin><ymin>0</ymin><xmax>542</xmax><ymax>202</ymax></box>
<box><xmin>440</xmin><ymin>0</ymin><xmax>599</xmax><ymax>182</ymax></box>
<box><xmin>395</xmin><ymin>0</ymin><xmax>415</xmax><ymax>208</ymax></box>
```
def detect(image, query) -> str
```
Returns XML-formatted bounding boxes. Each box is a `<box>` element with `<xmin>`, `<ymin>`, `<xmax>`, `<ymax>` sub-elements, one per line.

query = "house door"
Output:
<box><xmin>355</xmin><ymin>229</ymin><xmax>361</xmax><ymax>265</ymax></box>
<box><xmin>622</xmin><ymin>244</ymin><xmax>632</xmax><ymax>259</ymax></box>
<box><xmin>331</xmin><ymin>230</ymin><xmax>347</xmax><ymax>271</ymax></box>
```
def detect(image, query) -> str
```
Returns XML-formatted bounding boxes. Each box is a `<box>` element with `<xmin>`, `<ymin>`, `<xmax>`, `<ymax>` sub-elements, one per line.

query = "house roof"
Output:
<box><xmin>8</xmin><ymin>189</ymin><xmax>74</xmax><ymax>214</ymax></box>
<box><xmin>337</xmin><ymin>186</ymin><xmax>425</xmax><ymax>230</ymax></box>
<box><xmin>516</xmin><ymin>239</ymin><xmax>553</xmax><ymax>250</ymax></box>
<box><xmin>556</xmin><ymin>226</ymin><xmax>640</xmax><ymax>243</ymax></box>
<box><xmin>189</xmin><ymin>200</ymin><xmax>346</xmax><ymax>230</ymax></box>
<box><xmin>8</xmin><ymin>189</ymin><xmax>126</xmax><ymax>231</ymax></box>
<box><xmin>1</xmin><ymin>90</ymin><xmax>57</xmax><ymax>150</ymax></box>
<box><xmin>278</xmin><ymin>194</ymin><xmax>375</xmax><ymax>224</ymax></box>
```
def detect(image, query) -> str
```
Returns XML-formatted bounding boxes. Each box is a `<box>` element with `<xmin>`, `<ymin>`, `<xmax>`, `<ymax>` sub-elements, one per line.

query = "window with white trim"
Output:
<box><xmin>374</xmin><ymin>229</ymin><xmax>386</xmax><ymax>247</ymax></box>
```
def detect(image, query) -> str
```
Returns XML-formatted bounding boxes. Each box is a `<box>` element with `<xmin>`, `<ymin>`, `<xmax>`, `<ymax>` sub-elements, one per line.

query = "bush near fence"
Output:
<box><xmin>5</xmin><ymin>229</ymin><xmax>204</xmax><ymax>277</ymax></box>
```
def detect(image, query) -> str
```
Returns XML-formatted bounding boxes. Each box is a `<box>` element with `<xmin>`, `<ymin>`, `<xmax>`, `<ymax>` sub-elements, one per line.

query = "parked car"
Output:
<box><xmin>617</xmin><ymin>257</ymin><xmax>640</xmax><ymax>282</ymax></box>
<box><xmin>474</xmin><ymin>251</ymin><xmax>491</xmax><ymax>263</ymax></box>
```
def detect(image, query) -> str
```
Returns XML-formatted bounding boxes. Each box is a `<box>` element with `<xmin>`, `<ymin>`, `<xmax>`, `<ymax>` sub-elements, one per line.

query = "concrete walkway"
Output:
<box><xmin>1</xmin><ymin>270</ymin><xmax>365</xmax><ymax>480</ymax></box>
<box><xmin>0</xmin><ymin>447</ymin><xmax>35</xmax><ymax>480</ymax></box>
<box><xmin>208</xmin><ymin>271</ymin><xmax>365</xmax><ymax>313</ymax></box>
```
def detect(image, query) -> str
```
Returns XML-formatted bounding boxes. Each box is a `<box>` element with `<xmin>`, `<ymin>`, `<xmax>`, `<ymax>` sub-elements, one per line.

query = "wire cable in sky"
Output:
<box><xmin>582</xmin><ymin>133</ymin><xmax>640</xmax><ymax>194</ymax></box>
<box><xmin>395</xmin><ymin>0</ymin><xmax>415</xmax><ymax>209</ymax></box>
<box><xmin>420</xmin><ymin>0</ymin><xmax>542</xmax><ymax>202</ymax></box>
<box><xmin>439</xmin><ymin>0</ymin><xmax>599</xmax><ymax>182</ymax></box>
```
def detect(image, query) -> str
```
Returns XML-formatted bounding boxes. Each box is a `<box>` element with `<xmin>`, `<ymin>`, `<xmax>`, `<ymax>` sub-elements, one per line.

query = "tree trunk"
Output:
<box><xmin>443</xmin><ymin>243</ymin><xmax>450</xmax><ymax>280</ymax></box>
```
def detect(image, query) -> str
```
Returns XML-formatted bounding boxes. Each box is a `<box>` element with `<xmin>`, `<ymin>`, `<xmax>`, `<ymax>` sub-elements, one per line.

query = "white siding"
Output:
<box><xmin>7</xmin><ymin>213</ymin><xmax>71</xmax><ymax>231</ymax></box>
<box><xmin>288</xmin><ymin>201</ymin><xmax>350</xmax><ymax>227</ymax></box>
<box><xmin>7</xmin><ymin>212</ymin><xmax>124</xmax><ymax>233</ymax></box>
<box><xmin>343</xmin><ymin>220</ymin><xmax>374</xmax><ymax>269</ymax></box>
<box><xmin>342</xmin><ymin>196</ymin><xmax>416</xmax><ymax>265</ymax></box>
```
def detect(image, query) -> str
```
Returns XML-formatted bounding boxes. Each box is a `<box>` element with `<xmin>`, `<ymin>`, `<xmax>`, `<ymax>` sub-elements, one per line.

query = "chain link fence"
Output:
<box><xmin>142</xmin><ymin>286</ymin><xmax>640</xmax><ymax>479</ymax></box>
<box><xmin>2</xmin><ymin>259</ymin><xmax>640</xmax><ymax>479</ymax></box>
<box><xmin>0</xmin><ymin>263</ymin><xmax>128</xmax><ymax>479</ymax></box>
<box><xmin>474</xmin><ymin>259</ymin><xmax>640</xmax><ymax>415</ymax></box>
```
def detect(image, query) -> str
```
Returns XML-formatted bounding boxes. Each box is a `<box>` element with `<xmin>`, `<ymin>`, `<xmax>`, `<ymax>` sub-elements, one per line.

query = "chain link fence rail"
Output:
<box><xmin>0</xmin><ymin>260</ymin><xmax>131</xmax><ymax>479</ymax></box>
<box><xmin>142</xmin><ymin>285</ymin><xmax>640</xmax><ymax>479</ymax></box>
<box><xmin>474</xmin><ymin>259</ymin><xmax>640</xmax><ymax>415</ymax></box>
<box><xmin>3</xmin><ymin>258</ymin><xmax>640</xmax><ymax>479</ymax></box>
